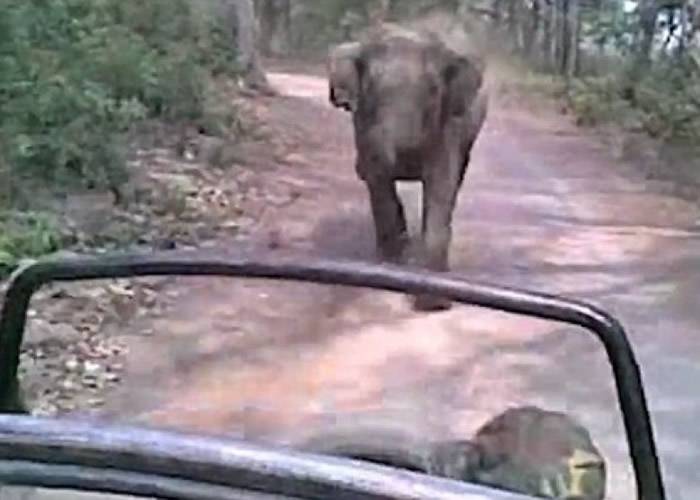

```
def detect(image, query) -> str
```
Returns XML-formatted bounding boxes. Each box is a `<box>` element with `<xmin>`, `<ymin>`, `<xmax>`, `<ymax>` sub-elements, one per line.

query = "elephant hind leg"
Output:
<box><xmin>366</xmin><ymin>178</ymin><xmax>409</xmax><ymax>263</ymax></box>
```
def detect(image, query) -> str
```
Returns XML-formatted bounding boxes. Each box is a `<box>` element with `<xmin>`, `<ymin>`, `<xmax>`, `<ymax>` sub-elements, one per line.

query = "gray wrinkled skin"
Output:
<box><xmin>327</xmin><ymin>23</ymin><xmax>488</xmax><ymax>311</ymax></box>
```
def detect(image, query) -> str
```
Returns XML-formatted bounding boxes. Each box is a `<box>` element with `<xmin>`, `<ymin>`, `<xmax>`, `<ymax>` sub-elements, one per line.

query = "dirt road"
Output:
<box><xmin>99</xmin><ymin>69</ymin><xmax>700</xmax><ymax>499</ymax></box>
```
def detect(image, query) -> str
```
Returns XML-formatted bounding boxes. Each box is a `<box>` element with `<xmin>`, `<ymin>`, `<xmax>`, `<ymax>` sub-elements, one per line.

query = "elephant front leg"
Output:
<box><xmin>366</xmin><ymin>179</ymin><xmax>409</xmax><ymax>263</ymax></box>
<box><xmin>413</xmin><ymin>172</ymin><xmax>462</xmax><ymax>312</ymax></box>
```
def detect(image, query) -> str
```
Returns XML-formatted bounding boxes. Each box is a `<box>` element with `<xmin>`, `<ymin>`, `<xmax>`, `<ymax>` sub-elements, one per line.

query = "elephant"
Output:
<box><xmin>327</xmin><ymin>24</ymin><xmax>488</xmax><ymax>311</ymax></box>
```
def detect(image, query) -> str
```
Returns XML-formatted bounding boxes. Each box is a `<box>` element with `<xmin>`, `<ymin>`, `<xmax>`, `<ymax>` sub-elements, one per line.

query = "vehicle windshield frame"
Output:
<box><xmin>0</xmin><ymin>413</ymin><xmax>537</xmax><ymax>500</ymax></box>
<box><xmin>0</xmin><ymin>250</ymin><xmax>666</xmax><ymax>499</ymax></box>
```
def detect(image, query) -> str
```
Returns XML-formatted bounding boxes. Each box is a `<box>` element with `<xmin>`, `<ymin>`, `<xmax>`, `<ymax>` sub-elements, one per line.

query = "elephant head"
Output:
<box><xmin>327</xmin><ymin>29</ymin><xmax>484</xmax><ymax>131</ymax></box>
<box><xmin>327</xmin><ymin>42</ymin><xmax>362</xmax><ymax>112</ymax></box>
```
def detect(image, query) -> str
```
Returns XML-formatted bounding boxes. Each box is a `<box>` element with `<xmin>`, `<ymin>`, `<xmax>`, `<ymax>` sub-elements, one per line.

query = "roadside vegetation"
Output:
<box><xmin>489</xmin><ymin>0</ymin><xmax>700</xmax><ymax>142</ymax></box>
<box><xmin>479</xmin><ymin>0</ymin><xmax>700</xmax><ymax>199</ymax></box>
<box><xmin>0</xmin><ymin>0</ymin><xmax>240</xmax><ymax>273</ymax></box>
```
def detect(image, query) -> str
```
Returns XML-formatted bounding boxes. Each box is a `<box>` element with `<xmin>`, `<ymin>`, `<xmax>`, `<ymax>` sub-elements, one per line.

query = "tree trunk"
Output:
<box><xmin>621</xmin><ymin>0</ymin><xmax>658</xmax><ymax>100</ymax></box>
<box><xmin>637</xmin><ymin>0</ymin><xmax>659</xmax><ymax>66</ymax></box>
<box><xmin>514</xmin><ymin>0</ymin><xmax>527</xmax><ymax>53</ymax></box>
<box><xmin>258</xmin><ymin>0</ymin><xmax>290</xmax><ymax>56</ymax></box>
<box><xmin>278</xmin><ymin>0</ymin><xmax>291</xmax><ymax>53</ymax></box>
<box><xmin>550</xmin><ymin>0</ymin><xmax>560</xmax><ymax>72</ymax></box>
<box><xmin>541</xmin><ymin>0</ymin><xmax>552</xmax><ymax>67</ymax></box>
<box><xmin>523</xmin><ymin>0</ymin><xmax>542</xmax><ymax>59</ymax></box>
<box><xmin>563</xmin><ymin>0</ymin><xmax>580</xmax><ymax>98</ymax></box>
<box><xmin>507</xmin><ymin>0</ymin><xmax>518</xmax><ymax>45</ymax></box>
<box><xmin>566</xmin><ymin>0</ymin><xmax>580</xmax><ymax>79</ymax></box>
<box><xmin>690</xmin><ymin>0</ymin><xmax>700</xmax><ymax>47</ymax></box>
<box><xmin>493</xmin><ymin>0</ymin><xmax>504</xmax><ymax>27</ymax></box>
<box><xmin>258</xmin><ymin>0</ymin><xmax>275</xmax><ymax>55</ymax></box>
<box><xmin>676</xmin><ymin>2</ymin><xmax>689</xmax><ymax>57</ymax></box>
<box><xmin>231</xmin><ymin>0</ymin><xmax>274</xmax><ymax>94</ymax></box>
<box><xmin>558</xmin><ymin>0</ymin><xmax>568</xmax><ymax>75</ymax></box>
<box><xmin>555</xmin><ymin>0</ymin><xmax>573</xmax><ymax>75</ymax></box>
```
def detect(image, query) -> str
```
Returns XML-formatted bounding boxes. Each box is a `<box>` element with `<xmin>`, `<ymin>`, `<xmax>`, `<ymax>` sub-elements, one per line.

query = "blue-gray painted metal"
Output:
<box><xmin>0</xmin><ymin>415</ymin><xmax>534</xmax><ymax>499</ymax></box>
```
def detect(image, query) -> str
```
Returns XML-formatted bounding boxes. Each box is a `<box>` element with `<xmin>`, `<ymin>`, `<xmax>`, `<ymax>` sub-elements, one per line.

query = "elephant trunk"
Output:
<box><xmin>356</xmin><ymin>123</ymin><xmax>397</xmax><ymax>178</ymax></box>
<box><xmin>360</xmin><ymin>106</ymin><xmax>430</xmax><ymax>166</ymax></box>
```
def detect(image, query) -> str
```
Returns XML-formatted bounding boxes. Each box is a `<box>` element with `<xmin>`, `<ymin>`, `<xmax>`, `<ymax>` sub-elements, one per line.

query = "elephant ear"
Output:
<box><xmin>327</xmin><ymin>42</ymin><xmax>363</xmax><ymax>112</ymax></box>
<box><xmin>442</xmin><ymin>50</ymin><xmax>485</xmax><ymax>118</ymax></box>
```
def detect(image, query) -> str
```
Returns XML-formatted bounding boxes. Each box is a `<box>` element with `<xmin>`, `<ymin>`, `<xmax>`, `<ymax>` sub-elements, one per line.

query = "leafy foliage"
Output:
<box><xmin>289</xmin><ymin>0</ymin><xmax>375</xmax><ymax>48</ymax></box>
<box><xmin>0</xmin><ymin>0</ymin><xmax>238</xmax><ymax>199</ymax></box>
<box><xmin>491</xmin><ymin>0</ymin><xmax>700</xmax><ymax>145</ymax></box>
<box><xmin>570</xmin><ymin>12</ymin><xmax>700</xmax><ymax>142</ymax></box>
<box><xmin>287</xmin><ymin>0</ymin><xmax>464</xmax><ymax>51</ymax></box>
<box><xmin>633</xmin><ymin>55</ymin><xmax>700</xmax><ymax>141</ymax></box>
<box><xmin>580</xmin><ymin>0</ymin><xmax>638</xmax><ymax>55</ymax></box>
<box><xmin>0</xmin><ymin>211</ymin><xmax>65</xmax><ymax>275</ymax></box>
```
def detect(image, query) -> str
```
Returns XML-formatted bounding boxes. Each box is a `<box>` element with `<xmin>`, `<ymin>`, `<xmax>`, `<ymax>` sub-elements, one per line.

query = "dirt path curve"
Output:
<box><xmin>103</xmin><ymin>68</ymin><xmax>700</xmax><ymax>500</ymax></box>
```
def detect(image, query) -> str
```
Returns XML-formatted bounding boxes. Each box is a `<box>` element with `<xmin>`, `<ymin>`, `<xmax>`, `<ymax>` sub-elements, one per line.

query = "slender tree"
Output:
<box><xmin>230</xmin><ymin>0</ymin><xmax>274</xmax><ymax>94</ymax></box>
<box><xmin>258</xmin><ymin>0</ymin><xmax>291</xmax><ymax>56</ymax></box>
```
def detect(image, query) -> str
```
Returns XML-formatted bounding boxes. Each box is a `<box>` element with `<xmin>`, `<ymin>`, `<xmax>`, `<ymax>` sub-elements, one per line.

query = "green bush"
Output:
<box><xmin>568</xmin><ymin>53</ymin><xmax>700</xmax><ymax>143</ymax></box>
<box><xmin>0</xmin><ymin>0</ymin><xmax>238</xmax><ymax>197</ymax></box>
<box><xmin>0</xmin><ymin>212</ymin><xmax>65</xmax><ymax>276</ymax></box>
<box><xmin>633</xmin><ymin>57</ymin><xmax>700</xmax><ymax>141</ymax></box>
<box><xmin>569</xmin><ymin>75</ymin><xmax>637</xmax><ymax>127</ymax></box>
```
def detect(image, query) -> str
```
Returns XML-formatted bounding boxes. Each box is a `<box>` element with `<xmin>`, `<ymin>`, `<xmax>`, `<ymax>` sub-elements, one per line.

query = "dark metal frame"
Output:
<box><xmin>0</xmin><ymin>251</ymin><xmax>665</xmax><ymax>499</ymax></box>
<box><xmin>0</xmin><ymin>414</ymin><xmax>535</xmax><ymax>499</ymax></box>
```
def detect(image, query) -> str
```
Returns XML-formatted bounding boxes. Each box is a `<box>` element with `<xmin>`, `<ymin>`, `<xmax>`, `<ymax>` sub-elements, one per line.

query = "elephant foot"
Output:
<box><xmin>412</xmin><ymin>294</ymin><xmax>453</xmax><ymax>313</ymax></box>
<box><xmin>380</xmin><ymin>251</ymin><xmax>406</xmax><ymax>265</ymax></box>
<box><xmin>377</xmin><ymin>238</ymin><xmax>409</xmax><ymax>264</ymax></box>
